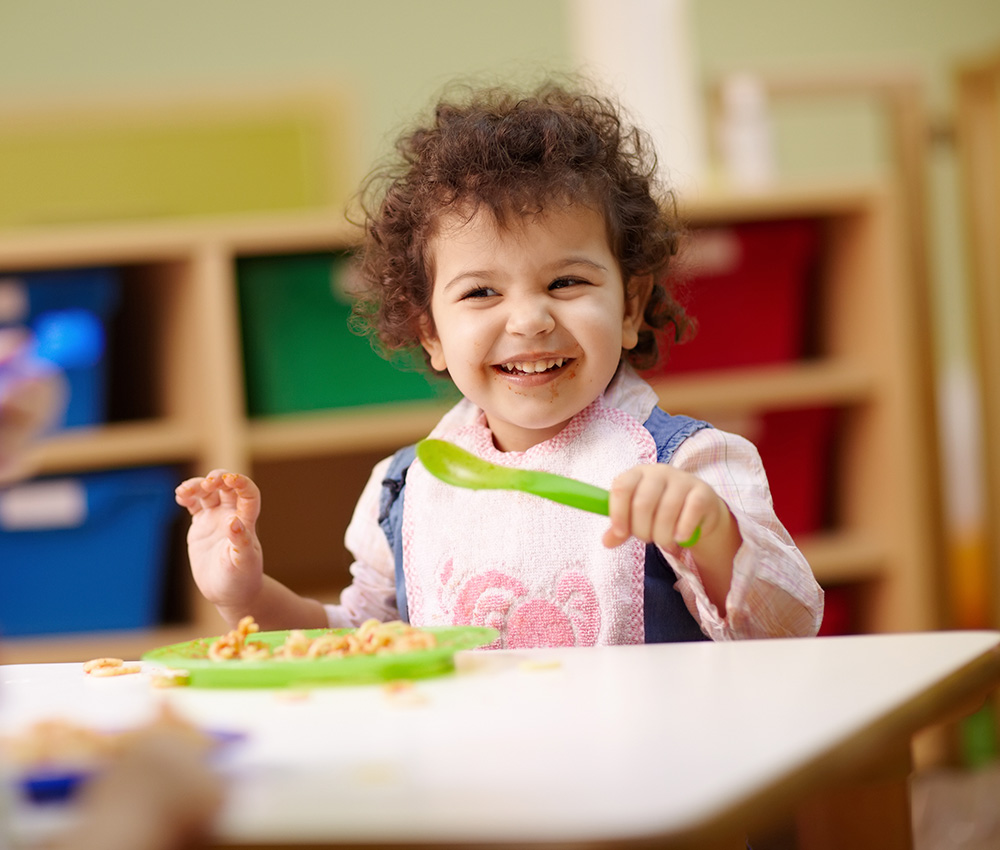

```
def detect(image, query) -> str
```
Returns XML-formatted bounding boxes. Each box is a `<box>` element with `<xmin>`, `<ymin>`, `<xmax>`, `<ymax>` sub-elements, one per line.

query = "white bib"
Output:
<box><xmin>402</xmin><ymin>397</ymin><xmax>656</xmax><ymax>648</ymax></box>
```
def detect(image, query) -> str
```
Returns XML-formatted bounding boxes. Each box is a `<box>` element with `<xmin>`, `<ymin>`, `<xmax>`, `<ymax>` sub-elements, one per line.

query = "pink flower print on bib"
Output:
<box><xmin>402</xmin><ymin>397</ymin><xmax>655</xmax><ymax>648</ymax></box>
<box><xmin>439</xmin><ymin>563</ymin><xmax>600</xmax><ymax>649</ymax></box>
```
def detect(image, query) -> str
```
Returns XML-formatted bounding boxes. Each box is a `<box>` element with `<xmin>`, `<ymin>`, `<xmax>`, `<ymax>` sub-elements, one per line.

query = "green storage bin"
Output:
<box><xmin>237</xmin><ymin>253</ymin><xmax>454</xmax><ymax>415</ymax></box>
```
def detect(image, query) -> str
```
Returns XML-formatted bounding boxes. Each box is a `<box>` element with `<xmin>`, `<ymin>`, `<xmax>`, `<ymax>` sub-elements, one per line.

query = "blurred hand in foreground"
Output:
<box><xmin>0</xmin><ymin>328</ymin><xmax>66</xmax><ymax>485</ymax></box>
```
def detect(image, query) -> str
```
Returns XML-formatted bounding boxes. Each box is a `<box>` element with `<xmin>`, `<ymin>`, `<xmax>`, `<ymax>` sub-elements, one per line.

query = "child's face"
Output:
<box><xmin>420</xmin><ymin>203</ymin><xmax>645</xmax><ymax>452</ymax></box>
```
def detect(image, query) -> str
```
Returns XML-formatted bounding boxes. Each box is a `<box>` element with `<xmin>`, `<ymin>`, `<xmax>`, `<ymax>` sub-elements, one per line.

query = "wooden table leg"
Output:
<box><xmin>794</xmin><ymin>743</ymin><xmax>914</xmax><ymax>850</ymax></box>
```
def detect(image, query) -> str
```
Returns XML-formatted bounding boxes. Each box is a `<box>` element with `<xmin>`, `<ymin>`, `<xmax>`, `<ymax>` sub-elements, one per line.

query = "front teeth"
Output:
<box><xmin>500</xmin><ymin>358</ymin><xmax>566</xmax><ymax>374</ymax></box>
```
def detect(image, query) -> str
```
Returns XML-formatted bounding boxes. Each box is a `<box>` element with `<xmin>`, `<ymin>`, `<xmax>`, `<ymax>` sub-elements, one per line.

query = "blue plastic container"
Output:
<box><xmin>0</xmin><ymin>466</ymin><xmax>179</xmax><ymax>637</ymax></box>
<box><xmin>0</xmin><ymin>267</ymin><xmax>120</xmax><ymax>428</ymax></box>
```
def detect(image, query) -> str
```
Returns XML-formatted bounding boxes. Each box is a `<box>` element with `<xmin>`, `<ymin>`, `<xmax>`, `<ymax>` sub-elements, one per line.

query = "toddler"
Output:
<box><xmin>177</xmin><ymin>81</ymin><xmax>823</xmax><ymax>645</ymax></box>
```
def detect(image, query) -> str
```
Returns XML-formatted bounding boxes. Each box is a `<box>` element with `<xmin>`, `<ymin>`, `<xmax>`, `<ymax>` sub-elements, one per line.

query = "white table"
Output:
<box><xmin>3</xmin><ymin>631</ymin><xmax>1000</xmax><ymax>849</ymax></box>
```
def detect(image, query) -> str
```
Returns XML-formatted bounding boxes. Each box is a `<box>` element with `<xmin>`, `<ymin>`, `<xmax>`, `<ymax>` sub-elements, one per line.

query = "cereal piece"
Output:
<box><xmin>83</xmin><ymin>657</ymin><xmax>140</xmax><ymax>676</ymax></box>
<box><xmin>305</xmin><ymin>632</ymin><xmax>353</xmax><ymax>658</ymax></box>
<box><xmin>239</xmin><ymin>641</ymin><xmax>272</xmax><ymax>661</ymax></box>
<box><xmin>274</xmin><ymin>629</ymin><xmax>312</xmax><ymax>659</ymax></box>
<box><xmin>208</xmin><ymin>615</ymin><xmax>264</xmax><ymax>660</ymax></box>
<box><xmin>149</xmin><ymin>668</ymin><xmax>191</xmax><ymax>688</ymax></box>
<box><xmin>87</xmin><ymin>663</ymin><xmax>142</xmax><ymax>678</ymax></box>
<box><xmin>83</xmin><ymin>657</ymin><xmax>123</xmax><ymax>673</ymax></box>
<box><xmin>382</xmin><ymin>680</ymin><xmax>429</xmax><ymax>707</ymax></box>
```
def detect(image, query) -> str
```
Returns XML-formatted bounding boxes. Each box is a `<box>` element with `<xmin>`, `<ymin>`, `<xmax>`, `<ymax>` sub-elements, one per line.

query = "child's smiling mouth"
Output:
<box><xmin>497</xmin><ymin>357</ymin><xmax>570</xmax><ymax>376</ymax></box>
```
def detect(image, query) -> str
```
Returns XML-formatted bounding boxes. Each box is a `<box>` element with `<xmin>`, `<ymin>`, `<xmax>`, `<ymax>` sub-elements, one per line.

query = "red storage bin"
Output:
<box><xmin>739</xmin><ymin>406</ymin><xmax>838</xmax><ymax>539</ymax></box>
<box><xmin>817</xmin><ymin>584</ymin><xmax>861</xmax><ymax>636</ymax></box>
<box><xmin>655</xmin><ymin>218</ymin><xmax>822</xmax><ymax>374</ymax></box>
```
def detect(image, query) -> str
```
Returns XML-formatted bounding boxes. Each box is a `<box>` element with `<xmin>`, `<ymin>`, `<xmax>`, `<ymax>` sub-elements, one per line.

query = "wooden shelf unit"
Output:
<box><xmin>0</xmin><ymin>179</ymin><xmax>941</xmax><ymax>662</ymax></box>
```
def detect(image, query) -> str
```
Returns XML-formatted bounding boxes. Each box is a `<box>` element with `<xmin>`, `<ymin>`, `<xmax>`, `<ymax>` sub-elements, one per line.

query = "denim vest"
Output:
<box><xmin>377</xmin><ymin>407</ymin><xmax>712</xmax><ymax>643</ymax></box>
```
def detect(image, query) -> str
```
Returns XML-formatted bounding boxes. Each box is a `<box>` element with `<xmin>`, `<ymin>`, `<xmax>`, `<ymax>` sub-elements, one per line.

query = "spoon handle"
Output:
<box><xmin>516</xmin><ymin>468</ymin><xmax>702</xmax><ymax>548</ymax></box>
<box><xmin>515</xmin><ymin>469</ymin><xmax>610</xmax><ymax>515</ymax></box>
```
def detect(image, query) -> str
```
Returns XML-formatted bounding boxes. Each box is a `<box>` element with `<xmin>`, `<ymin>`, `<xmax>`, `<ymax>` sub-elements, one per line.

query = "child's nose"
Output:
<box><xmin>505</xmin><ymin>295</ymin><xmax>556</xmax><ymax>336</ymax></box>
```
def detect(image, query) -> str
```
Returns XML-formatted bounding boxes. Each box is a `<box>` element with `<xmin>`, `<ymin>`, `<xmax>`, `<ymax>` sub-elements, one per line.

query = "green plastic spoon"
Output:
<box><xmin>415</xmin><ymin>439</ymin><xmax>701</xmax><ymax>547</ymax></box>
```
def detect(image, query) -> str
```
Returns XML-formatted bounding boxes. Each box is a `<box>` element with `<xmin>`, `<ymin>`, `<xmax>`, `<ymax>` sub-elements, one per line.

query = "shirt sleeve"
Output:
<box><xmin>322</xmin><ymin>455</ymin><xmax>401</xmax><ymax>628</ymax></box>
<box><xmin>665</xmin><ymin>427</ymin><xmax>825</xmax><ymax>640</ymax></box>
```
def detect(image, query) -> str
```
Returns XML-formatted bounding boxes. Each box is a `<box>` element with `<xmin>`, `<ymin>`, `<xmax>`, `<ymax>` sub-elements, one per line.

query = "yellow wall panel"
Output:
<box><xmin>0</xmin><ymin>93</ymin><xmax>351</xmax><ymax>227</ymax></box>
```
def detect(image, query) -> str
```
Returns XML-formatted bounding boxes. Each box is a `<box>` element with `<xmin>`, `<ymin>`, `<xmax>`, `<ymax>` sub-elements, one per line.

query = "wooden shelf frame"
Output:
<box><xmin>956</xmin><ymin>48</ymin><xmax>1000</xmax><ymax>627</ymax></box>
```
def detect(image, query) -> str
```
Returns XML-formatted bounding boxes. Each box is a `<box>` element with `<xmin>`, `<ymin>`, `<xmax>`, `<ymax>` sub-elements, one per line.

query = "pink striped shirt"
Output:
<box><xmin>325</xmin><ymin>368</ymin><xmax>824</xmax><ymax>640</ymax></box>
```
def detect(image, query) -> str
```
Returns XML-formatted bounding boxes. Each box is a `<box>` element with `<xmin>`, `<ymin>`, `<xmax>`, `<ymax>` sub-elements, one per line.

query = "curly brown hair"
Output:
<box><xmin>353</xmin><ymin>79</ymin><xmax>692</xmax><ymax>372</ymax></box>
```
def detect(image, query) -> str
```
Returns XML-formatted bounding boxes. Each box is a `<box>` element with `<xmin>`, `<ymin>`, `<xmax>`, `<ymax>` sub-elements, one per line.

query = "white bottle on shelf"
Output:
<box><xmin>718</xmin><ymin>72</ymin><xmax>777</xmax><ymax>190</ymax></box>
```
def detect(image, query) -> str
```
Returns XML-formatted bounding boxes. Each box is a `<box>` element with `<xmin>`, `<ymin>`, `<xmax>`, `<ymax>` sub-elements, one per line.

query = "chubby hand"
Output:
<box><xmin>603</xmin><ymin>463</ymin><xmax>740</xmax><ymax>610</ymax></box>
<box><xmin>175</xmin><ymin>469</ymin><xmax>264</xmax><ymax>614</ymax></box>
<box><xmin>602</xmin><ymin>463</ymin><xmax>726</xmax><ymax>550</ymax></box>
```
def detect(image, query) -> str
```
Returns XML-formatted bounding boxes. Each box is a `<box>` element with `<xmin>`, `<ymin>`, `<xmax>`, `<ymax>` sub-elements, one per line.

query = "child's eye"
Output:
<box><xmin>549</xmin><ymin>277</ymin><xmax>587</xmax><ymax>291</ymax></box>
<box><xmin>460</xmin><ymin>286</ymin><xmax>498</xmax><ymax>300</ymax></box>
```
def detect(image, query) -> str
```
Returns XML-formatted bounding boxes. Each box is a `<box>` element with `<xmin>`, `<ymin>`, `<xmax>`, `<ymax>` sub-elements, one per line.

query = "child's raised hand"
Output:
<box><xmin>603</xmin><ymin>463</ymin><xmax>741</xmax><ymax>610</ymax></box>
<box><xmin>601</xmin><ymin>463</ymin><xmax>723</xmax><ymax>551</ymax></box>
<box><xmin>175</xmin><ymin>470</ymin><xmax>264</xmax><ymax>618</ymax></box>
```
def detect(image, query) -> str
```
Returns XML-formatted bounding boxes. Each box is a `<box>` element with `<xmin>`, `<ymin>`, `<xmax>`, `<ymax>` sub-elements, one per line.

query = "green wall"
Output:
<box><xmin>0</xmin><ymin>0</ymin><xmax>573</xmax><ymax>193</ymax></box>
<box><xmin>4</xmin><ymin>0</ymin><xmax>994</xmax><ymax>164</ymax></box>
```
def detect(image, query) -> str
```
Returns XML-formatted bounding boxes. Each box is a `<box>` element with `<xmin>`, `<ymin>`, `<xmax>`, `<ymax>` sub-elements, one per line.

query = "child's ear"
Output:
<box><xmin>418</xmin><ymin>315</ymin><xmax>448</xmax><ymax>372</ymax></box>
<box><xmin>622</xmin><ymin>274</ymin><xmax>652</xmax><ymax>351</ymax></box>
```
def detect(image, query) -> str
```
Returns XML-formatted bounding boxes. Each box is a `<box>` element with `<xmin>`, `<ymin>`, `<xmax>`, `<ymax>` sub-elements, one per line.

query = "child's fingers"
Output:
<box><xmin>226</xmin><ymin>515</ymin><xmax>259</xmax><ymax>568</ymax></box>
<box><xmin>628</xmin><ymin>473</ymin><xmax>671</xmax><ymax>543</ymax></box>
<box><xmin>607</xmin><ymin>466</ymin><xmax>672</xmax><ymax>546</ymax></box>
<box><xmin>673</xmin><ymin>484</ymin><xmax>721</xmax><ymax>549</ymax></box>
<box><xmin>649</xmin><ymin>486</ymin><xmax>697</xmax><ymax>548</ymax></box>
<box><xmin>175</xmin><ymin>471</ymin><xmax>259</xmax><ymax>522</ymax></box>
<box><xmin>220</xmin><ymin>471</ymin><xmax>262</xmax><ymax>526</ymax></box>
<box><xmin>677</xmin><ymin>525</ymin><xmax>702</xmax><ymax>548</ymax></box>
<box><xmin>674</xmin><ymin>497</ymin><xmax>706</xmax><ymax>549</ymax></box>
<box><xmin>200</xmin><ymin>468</ymin><xmax>233</xmax><ymax>492</ymax></box>
<box><xmin>605</xmin><ymin>466</ymin><xmax>642</xmax><ymax>546</ymax></box>
<box><xmin>605</xmin><ymin>465</ymin><xmax>712</xmax><ymax>550</ymax></box>
<box><xmin>175</xmin><ymin>477</ymin><xmax>209</xmax><ymax>511</ymax></box>
<box><xmin>175</xmin><ymin>476</ymin><xmax>205</xmax><ymax>494</ymax></box>
<box><xmin>228</xmin><ymin>515</ymin><xmax>250</xmax><ymax>543</ymax></box>
<box><xmin>180</xmin><ymin>468</ymin><xmax>230</xmax><ymax>510</ymax></box>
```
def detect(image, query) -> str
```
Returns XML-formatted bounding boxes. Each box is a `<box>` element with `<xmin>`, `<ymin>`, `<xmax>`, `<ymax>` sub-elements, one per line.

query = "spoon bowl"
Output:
<box><xmin>415</xmin><ymin>439</ymin><xmax>610</xmax><ymax>514</ymax></box>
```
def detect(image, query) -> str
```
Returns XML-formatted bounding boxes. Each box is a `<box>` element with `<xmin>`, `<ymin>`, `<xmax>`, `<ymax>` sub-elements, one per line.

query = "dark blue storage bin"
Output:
<box><xmin>0</xmin><ymin>466</ymin><xmax>179</xmax><ymax>637</ymax></box>
<box><xmin>0</xmin><ymin>267</ymin><xmax>120</xmax><ymax>428</ymax></box>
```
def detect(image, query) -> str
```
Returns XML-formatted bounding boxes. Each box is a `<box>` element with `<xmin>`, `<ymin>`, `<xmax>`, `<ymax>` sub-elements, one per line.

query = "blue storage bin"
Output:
<box><xmin>0</xmin><ymin>267</ymin><xmax>120</xmax><ymax>428</ymax></box>
<box><xmin>0</xmin><ymin>466</ymin><xmax>179</xmax><ymax>637</ymax></box>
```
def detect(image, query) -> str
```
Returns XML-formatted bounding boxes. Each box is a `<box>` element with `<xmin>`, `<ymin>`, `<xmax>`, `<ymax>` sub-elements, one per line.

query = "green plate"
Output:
<box><xmin>141</xmin><ymin>625</ymin><xmax>498</xmax><ymax>688</ymax></box>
